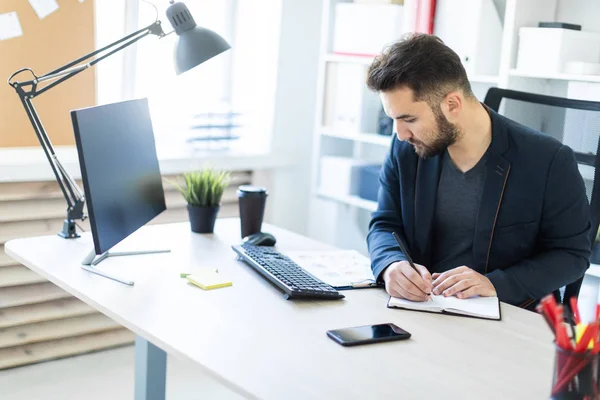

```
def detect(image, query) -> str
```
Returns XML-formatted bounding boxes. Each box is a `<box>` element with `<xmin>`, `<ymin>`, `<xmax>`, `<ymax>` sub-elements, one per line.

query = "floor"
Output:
<box><xmin>0</xmin><ymin>345</ymin><xmax>246</xmax><ymax>400</ymax></box>
<box><xmin>1</xmin><ymin>276</ymin><xmax>599</xmax><ymax>400</ymax></box>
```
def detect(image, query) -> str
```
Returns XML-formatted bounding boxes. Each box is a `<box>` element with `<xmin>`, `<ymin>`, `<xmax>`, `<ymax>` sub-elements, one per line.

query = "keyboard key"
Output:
<box><xmin>233</xmin><ymin>244</ymin><xmax>344</xmax><ymax>300</ymax></box>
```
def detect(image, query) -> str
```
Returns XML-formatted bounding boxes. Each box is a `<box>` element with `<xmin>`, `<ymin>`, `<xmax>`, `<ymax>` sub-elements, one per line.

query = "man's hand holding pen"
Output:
<box><xmin>386</xmin><ymin>232</ymin><xmax>496</xmax><ymax>301</ymax></box>
<box><xmin>383</xmin><ymin>261</ymin><xmax>432</xmax><ymax>302</ymax></box>
<box><xmin>386</xmin><ymin>232</ymin><xmax>432</xmax><ymax>301</ymax></box>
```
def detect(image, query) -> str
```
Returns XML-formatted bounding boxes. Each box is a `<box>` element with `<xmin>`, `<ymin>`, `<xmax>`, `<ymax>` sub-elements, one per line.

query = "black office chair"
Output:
<box><xmin>483</xmin><ymin>87</ymin><xmax>600</xmax><ymax>306</ymax></box>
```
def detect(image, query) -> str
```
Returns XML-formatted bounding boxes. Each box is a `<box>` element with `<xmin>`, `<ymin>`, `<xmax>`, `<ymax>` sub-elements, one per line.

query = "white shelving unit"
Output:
<box><xmin>308</xmin><ymin>0</ymin><xmax>600</xmax><ymax>253</ymax></box>
<box><xmin>587</xmin><ymin>263</ymin><xmax>600</xmax><ymax>279</ymax></box>
<box><xmin>509</xmin><ymin>69</ymin><xmax>600</xmax><ymax>84</ymax></box>
<box><xmin>469</xmin><ymin>74</ymin><xmax>501</xmax><ymax>84</ymax></box>
<box><xmin>320</xmin><ymin>126</ymin><xmax>392</xmax><ymax>147</ymax></box>
<box><xmin>325</xmin><ymin>53</ymin><xmax>501</xmax><ymax>84</ymax></box>
<box><xmin>316</xmin><ymin>191</ymin><xmax>377</xmax><ymax>212</ymax></box>
<box><xmin>324</xmin><ymin>53</ymin><xmax>374</xmax><ymax>65</ymax></box>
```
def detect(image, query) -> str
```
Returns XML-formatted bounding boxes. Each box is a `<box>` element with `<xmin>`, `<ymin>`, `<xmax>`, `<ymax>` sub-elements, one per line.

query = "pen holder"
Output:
<box><xmin>551</xmin><ymin>345</ymin><xmax>599</xmax><ymax>399</ymax></box>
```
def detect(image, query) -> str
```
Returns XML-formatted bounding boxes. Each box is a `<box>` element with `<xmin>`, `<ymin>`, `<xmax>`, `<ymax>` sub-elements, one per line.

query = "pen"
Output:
<box><xmin>391</xmin><ymin>232</ymin><xmax>431</xmax><ymax>295</ymax></box>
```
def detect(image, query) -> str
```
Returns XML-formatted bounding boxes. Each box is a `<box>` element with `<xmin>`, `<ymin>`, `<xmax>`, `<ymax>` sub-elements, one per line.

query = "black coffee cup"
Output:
<box><xmin>237</xmin><ymin>185</ymin><xmax>268</xmax><ymax>238</ymax></box>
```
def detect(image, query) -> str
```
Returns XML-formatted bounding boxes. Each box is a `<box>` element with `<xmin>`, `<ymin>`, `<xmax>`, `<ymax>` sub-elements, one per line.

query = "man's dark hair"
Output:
<box><xmin>367</xmin><ymin>34</ymin><xmax>475</xmax><ymax>104</ymax></box>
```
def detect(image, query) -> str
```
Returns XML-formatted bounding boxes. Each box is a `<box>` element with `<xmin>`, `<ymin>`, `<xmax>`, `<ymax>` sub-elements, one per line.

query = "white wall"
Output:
<box><xmin>556</xmin><ymin>0</ymin><xmax>600</xmax><ymax>33</ymax></box>
<box><xmin>265</xmin><ymin>0</ymin><xmax>324</xmax><ymax>235</ymax></box>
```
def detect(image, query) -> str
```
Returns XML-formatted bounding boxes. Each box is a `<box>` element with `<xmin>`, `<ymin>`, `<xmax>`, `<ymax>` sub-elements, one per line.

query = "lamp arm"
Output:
<box><xmin>9</xmin><ymin>21</ymin><xmax>165</xmax><ymax>98</ymax></box>
<box><xmin>14</xmin><ymin>86</ymin><xmax>85</xmax><ymax>238</ymax></box>
<box><xmin>6</xmin><ymin>20</ymin><xmax>165</xmax><ymax>238</ymax></box>
<box><xmin>45</xmin><ymin>20</ymin><xmax>164</xmax><ymax>78</ymax></box>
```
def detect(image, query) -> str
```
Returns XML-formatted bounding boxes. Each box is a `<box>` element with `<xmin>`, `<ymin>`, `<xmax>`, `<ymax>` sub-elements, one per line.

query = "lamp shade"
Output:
<box><xmin>166</xmin><ymin>1</ymin><xmax>231</xmax><ymax>75</ymax></box>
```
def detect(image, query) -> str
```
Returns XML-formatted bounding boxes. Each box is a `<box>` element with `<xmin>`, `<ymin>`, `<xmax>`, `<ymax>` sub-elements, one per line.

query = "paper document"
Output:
<box><xmin>0</xmin><ymin>12</ymin><xmax>23</xmax><ymax>41</ymax></box>
<box><xmin>285</xmin><ymin>250</ymin><xmax>376</xmax><ymax>289</ymax></box>
<box><xmin>28</xmin><ymin>0</ymin><xmax>59</xmax><ymax>20</ymax></box>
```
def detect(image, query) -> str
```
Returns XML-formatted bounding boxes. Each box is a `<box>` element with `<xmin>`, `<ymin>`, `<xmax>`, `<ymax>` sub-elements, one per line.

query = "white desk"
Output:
<box><xmin>5</xmin><ymin>219</ymin><xmax>555</xmax><ymax>400</ymax></box>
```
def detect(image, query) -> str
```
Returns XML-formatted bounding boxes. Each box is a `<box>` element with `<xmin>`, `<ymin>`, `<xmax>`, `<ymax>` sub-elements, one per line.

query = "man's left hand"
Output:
<box><xmin>431</xmin><ymin>266</ymin><xmax>497</xmax><ymax>299</ymax></box>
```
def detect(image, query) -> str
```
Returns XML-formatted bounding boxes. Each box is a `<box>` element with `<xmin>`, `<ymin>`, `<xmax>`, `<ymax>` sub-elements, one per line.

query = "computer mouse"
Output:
<box><xmin>243</xmin><ymin>232</ymin><xmax>277</xmax><ymax>246</ymax></box>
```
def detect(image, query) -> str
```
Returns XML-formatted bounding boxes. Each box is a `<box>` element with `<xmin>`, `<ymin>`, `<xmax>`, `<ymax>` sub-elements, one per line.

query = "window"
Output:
<box><xmin>134</xmin><ymin>1</ymin><xmax>233</xmax><ymax>143</ymax></box>
<box><xmin>95</xmin><ymin>0</ymin><xmax>282</xmax><ymax>152</ymax></box>
<box><xmin>230</xmin><ymin>0</ymin><xmax>282</xmax><ymax>152</ymax></box>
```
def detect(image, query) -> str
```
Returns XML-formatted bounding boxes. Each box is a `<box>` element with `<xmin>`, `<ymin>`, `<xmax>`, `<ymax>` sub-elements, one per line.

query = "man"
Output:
<box><xmin>366</xmin><ymin>34</ymin><xmax>591</xmax><ymax>307</ymax></box>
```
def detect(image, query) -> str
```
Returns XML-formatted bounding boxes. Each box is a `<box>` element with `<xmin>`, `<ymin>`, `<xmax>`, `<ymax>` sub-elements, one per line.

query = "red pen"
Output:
<box><xmin>537</xmin><ymin>304</ymin><xmax>556</xmax><ymax>334</ymax></box>
<box><xmin>541</xmin><ymin>299</ymin><xmax>557</xmax><ymax>327</ymax></box>
<box><xmin>570</xmin><ymin>297</ymin><xmax>581</xmax><ymax>325</ymax></box>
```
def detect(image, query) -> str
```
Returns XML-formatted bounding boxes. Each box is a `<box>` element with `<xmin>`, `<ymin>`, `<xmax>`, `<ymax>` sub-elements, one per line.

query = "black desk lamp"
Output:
<box><xmin>6</xmin><ymin>1</ymin><xmax>230</xmax><ymax>239</ymax></box>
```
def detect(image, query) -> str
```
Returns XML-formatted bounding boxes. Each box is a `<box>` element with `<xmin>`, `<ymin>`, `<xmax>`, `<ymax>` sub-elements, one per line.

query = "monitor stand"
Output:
<box><xmin>81</xmin><ymin>248</ymin><xmax>171</xmax><ymax>286</ymax></box>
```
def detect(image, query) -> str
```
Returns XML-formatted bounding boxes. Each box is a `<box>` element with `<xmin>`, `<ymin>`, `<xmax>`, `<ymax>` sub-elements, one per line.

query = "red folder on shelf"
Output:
<box><xmin>415</xmin><ymin>0</ymin><xmax>437</xmax><ymax>34</ymax></box>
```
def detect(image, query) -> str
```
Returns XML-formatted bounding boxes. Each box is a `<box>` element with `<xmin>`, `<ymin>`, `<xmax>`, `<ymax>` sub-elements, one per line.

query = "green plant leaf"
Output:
<box><xmin>174</xmin><ymin>168</ymin><xmax>231</xmax><ymax>207</ymax></box>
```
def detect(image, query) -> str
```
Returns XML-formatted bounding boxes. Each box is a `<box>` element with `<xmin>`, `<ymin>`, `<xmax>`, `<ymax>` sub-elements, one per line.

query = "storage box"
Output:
<box><xmin>358</xmin><ymin>165</ymin><xmax>382</xmax><ymax>202</ymax></box>
<box><xmin>333</xmin><ymin>3</ymin><xmax>404</xmax><ymax>57</ymax></box>
<box><xmin>516</xmin><ymin>28</ymin><xmax>600</xmax><ymax>74</ymax></box>
<box><xmin>433</xmin><ymin>0</ymin><xmax>502</xmax><ymax>77</ymax></box>
<box><xmin>326</xmin><ymin>63</ymin><xmax>381</xmax><ymax>133</ymax></box>
<box><xmin>319</xmin><ymin>157</ymin><xmax>371</xmax><ymax>197</ymax></box>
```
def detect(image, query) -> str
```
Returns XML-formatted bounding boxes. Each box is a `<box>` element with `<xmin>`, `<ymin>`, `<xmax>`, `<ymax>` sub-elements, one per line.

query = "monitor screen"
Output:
<box><xmin>71</xmin><ymin>98</ymin><xmax>166</xmax><ymax>255</ymax></box>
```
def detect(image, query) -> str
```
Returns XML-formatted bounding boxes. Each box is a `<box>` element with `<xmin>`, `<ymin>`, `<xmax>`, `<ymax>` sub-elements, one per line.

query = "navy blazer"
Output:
<box><xmin>367</xmin><ymin>108</ymin><xmax>592</xmax><ymax>307</ymax></box>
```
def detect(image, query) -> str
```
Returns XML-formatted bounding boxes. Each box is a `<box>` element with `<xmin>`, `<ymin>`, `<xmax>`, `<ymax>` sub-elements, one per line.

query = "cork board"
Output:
<box><xmin>0</xmin><ymin>1</ymin><xmax>96</xmax><ymax>147</ymax></box>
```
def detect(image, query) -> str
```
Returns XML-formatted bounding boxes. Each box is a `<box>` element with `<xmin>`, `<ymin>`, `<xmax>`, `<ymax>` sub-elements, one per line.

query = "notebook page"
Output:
<box><xmin>388</xmin><ymin>296</ymin><xmax>443</xmax><ymax>313</ymax></box>
<box><xmin>435</xmin><ymin>295</ymin><xmax>500</xmax><ymax>319</ymax></box>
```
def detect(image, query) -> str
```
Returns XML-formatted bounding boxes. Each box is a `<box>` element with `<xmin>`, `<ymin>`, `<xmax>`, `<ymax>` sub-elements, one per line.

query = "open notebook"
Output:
<box><xmin>387</xmin><ymin>294</ymin><xmax>501</xmax><ymax>320</ymax></box>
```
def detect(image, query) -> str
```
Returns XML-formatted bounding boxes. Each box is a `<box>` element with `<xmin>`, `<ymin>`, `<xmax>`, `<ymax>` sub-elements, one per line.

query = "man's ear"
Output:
<box><xmin>440</xmin><ymin>91</ymin><xmax>463</xmax><ymax>121</ymax></box>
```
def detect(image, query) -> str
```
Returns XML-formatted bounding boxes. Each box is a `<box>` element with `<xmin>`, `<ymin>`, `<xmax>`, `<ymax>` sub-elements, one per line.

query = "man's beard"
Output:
<box><xmin>411</xmin><ymin>108</ymin><xmax>461</xmax><ymax>158</ymax></box>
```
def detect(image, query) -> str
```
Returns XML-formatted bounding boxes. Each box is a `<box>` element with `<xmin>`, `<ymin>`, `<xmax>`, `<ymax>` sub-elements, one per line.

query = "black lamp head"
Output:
<box><xmin>166</xmin><ymin>1</ymin><xmax>231</xmax><ymax>75</ymax></box>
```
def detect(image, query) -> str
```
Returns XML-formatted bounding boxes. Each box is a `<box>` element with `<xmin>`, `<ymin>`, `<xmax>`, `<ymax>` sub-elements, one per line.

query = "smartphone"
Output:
<box><xmin>326</xmin><ymin>323</ymin><xmax>411</xmax><ymax>346</ymax></box>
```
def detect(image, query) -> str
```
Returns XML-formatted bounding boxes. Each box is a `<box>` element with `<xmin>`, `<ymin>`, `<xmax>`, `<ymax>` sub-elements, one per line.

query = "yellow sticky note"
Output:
<box><xmin>186</xmin><ymin>271</ymin><xmax>232</xmax><ymax>290</ymax></box>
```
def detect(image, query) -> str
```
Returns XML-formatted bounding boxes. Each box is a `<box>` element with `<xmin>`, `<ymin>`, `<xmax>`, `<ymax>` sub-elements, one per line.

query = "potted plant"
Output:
<box><xmin>170</xmin><ymin>168</ymin><xmax>231</xmax><ymax>233</ymax></box>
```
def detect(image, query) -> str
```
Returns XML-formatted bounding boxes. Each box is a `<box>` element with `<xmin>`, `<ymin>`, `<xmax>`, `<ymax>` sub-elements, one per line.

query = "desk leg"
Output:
<box><xmin>135</xmin><ymin>335</ymin><xmax>167</xmax><ymax>400</ymax></box>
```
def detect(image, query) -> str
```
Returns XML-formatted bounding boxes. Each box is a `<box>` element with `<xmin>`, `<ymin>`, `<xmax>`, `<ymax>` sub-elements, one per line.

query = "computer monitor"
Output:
<box><xmin>71</xmin><ymin>98</ymin><xmax>168</xmax><ymax>285</ymax></box>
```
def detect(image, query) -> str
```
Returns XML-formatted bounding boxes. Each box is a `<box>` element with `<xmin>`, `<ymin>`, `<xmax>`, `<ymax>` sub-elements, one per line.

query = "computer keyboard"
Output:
<box><xmin>232</xmin><ymin>243</ymin><xmax>344</xmax><ymax>300</ymax></box>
